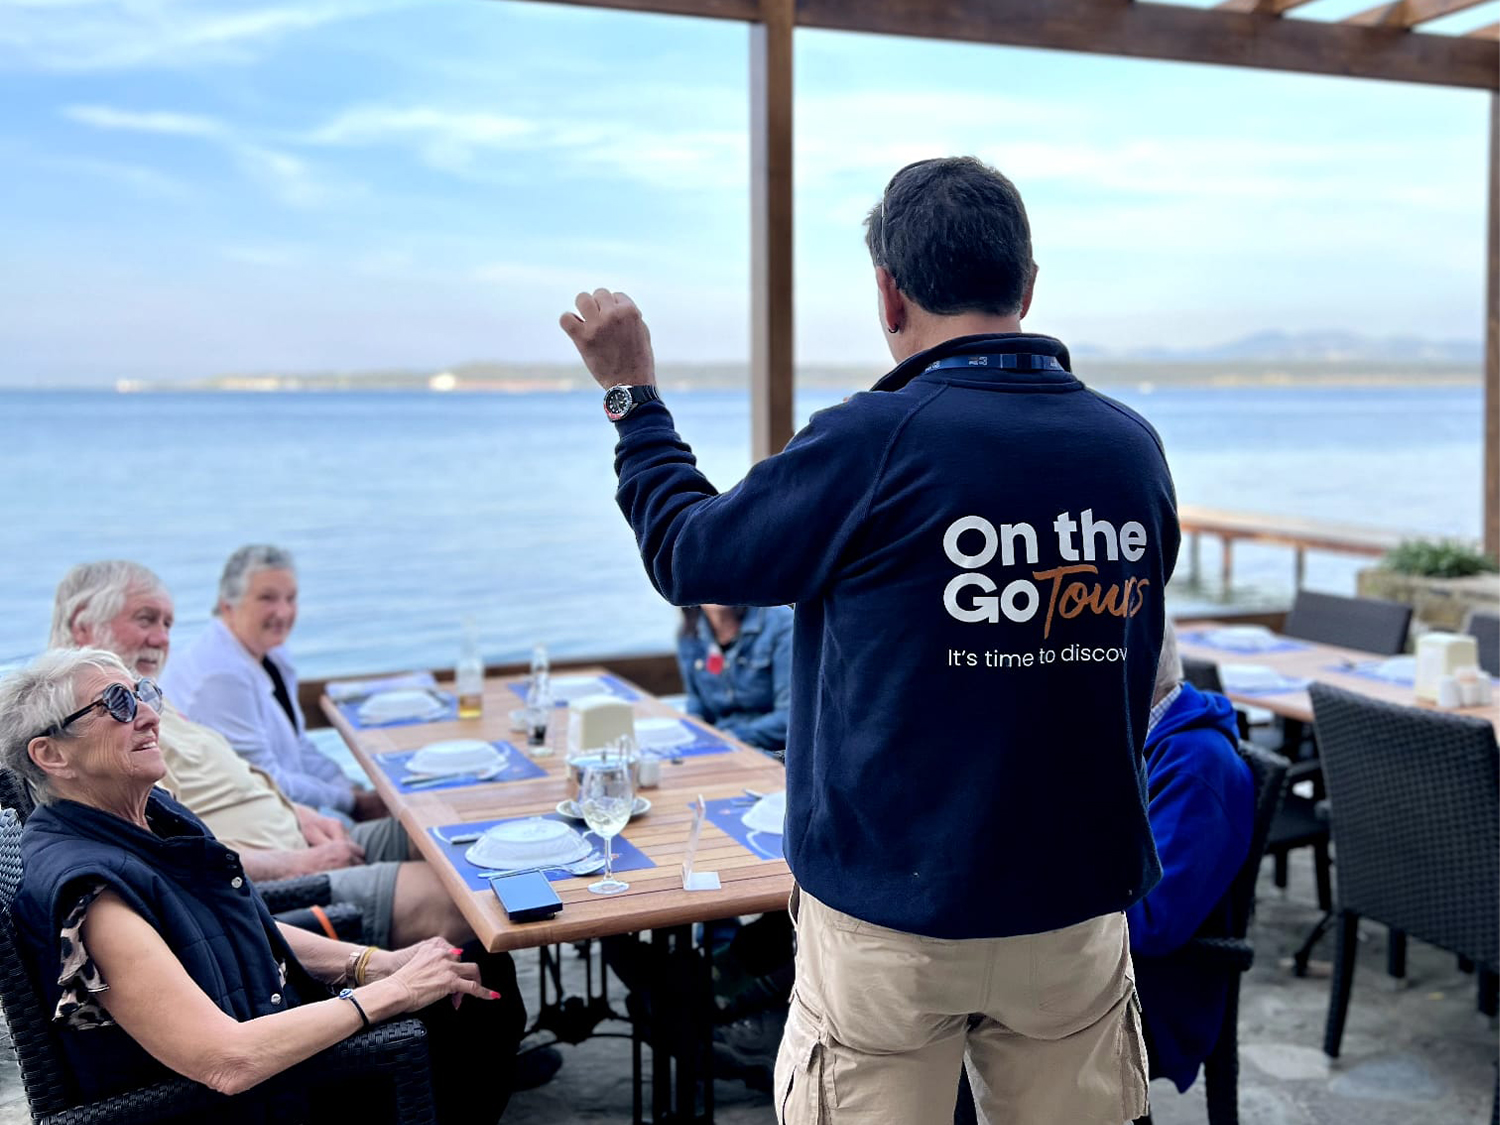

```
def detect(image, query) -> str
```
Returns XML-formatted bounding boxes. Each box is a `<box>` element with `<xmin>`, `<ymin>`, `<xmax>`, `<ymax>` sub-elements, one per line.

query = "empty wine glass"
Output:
<box><xmin>579</xmin><ymin>760</ymin><xmax>634</xmax><ymax>895</ymax></box>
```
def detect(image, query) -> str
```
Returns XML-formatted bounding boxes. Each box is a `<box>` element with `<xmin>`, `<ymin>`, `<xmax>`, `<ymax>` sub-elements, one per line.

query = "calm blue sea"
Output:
<box><xmin>0</xmin><ymin>384</ymin><xmax>1483</xmax><ymax>678</ymax></box>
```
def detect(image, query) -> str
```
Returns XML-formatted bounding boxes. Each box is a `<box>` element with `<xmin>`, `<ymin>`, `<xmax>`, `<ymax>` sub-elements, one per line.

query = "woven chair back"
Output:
<box><xmin>1182</xmin><ymin>656</ymin><xmax>1225</xmax><ymax>695</ymax></box>
<box><xmin>1464</xmin><ymin>611</ymin><xmax>1500</xmax><ymax>678</ymax></box>
<box><xmin>1284</xmin><ymin>590</ymin><xmax>1412</xmax><ymax>656</ymax></box>
<box><xmin>0</xmin><ymin>767</ymin><xmax>37</xmax><ymax>823</ymax></box>
<box><xmin>1223</xmin><ymin>743</ymin><xmax>1290</xmax><ymax>938</ymax></box>
<box><xmin>1311</xmin><ymin>683</ymin><xmax>1498</xmax><ymax>969</ymax></box>
<box><xmin>0</xmin><ymin>808</ymin><xmax>73</xmax><ymax>1115</ymax></box>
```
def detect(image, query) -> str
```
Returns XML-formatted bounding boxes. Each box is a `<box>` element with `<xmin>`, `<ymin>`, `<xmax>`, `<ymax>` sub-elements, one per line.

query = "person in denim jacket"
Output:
<box><xmin>676</xmin><ymin>605</ymin><xmax>792</xmax><ymax>757</ymax></box>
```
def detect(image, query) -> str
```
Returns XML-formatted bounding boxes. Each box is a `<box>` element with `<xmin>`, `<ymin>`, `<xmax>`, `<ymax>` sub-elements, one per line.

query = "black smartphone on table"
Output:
<box><xmin>490</xmin><ymin>871</ymin><xmax>564</xmax><ymax>922</ymax></box>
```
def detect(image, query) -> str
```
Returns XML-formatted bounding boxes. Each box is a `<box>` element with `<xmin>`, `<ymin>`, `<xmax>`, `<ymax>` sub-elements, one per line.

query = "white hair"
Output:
<box><xmin>1154</xmin><ymin>619</ymin><xmax>1184</xmax><ymax>705</ymax></box>
<box><xmin>49</xmin><ymin>561</ymin><xmax>166</xmax><ymax>649</ymax></box>
<box><xmin>0</xmin><ymin>648</ymin><xmax>133</xmax><ymax>806</ymax></box>
<box><xmin>215</xmin><ymin>544</ymin><xmax>296</xmax><ymax>614</ymax></box>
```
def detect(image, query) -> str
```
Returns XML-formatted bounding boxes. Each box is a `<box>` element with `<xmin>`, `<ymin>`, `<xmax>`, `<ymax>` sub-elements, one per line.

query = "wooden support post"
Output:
<box><xmin>1485</xmin><ymin>92</ymin><xmax>1498</xmax><ymax>559</ymax></box>
<box><xmin>1221</xmin><ymin>537</ymin><xmax>1234</xmax><ymax>596</ymax></box>
<box><xmin>1189</xmin><ymin>532</ymin><xmax>1201</xmax><ymax>586</ymax></box>
<box><xmin>750</xmin><ymin>0</ymin><xmax>795</xmax><ymax>463</ymax></box>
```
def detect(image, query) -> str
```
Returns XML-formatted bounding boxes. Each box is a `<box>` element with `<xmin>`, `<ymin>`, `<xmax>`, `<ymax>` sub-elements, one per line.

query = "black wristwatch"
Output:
<box><xmin>603</xmin><ymin>383</ymin><xmax>661</xmax><ymax>422</ymax></box>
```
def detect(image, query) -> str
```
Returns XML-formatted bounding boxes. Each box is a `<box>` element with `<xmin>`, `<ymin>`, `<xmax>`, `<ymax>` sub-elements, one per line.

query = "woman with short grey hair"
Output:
<box><xmin>0</xmin><ymin>650</ymin><xmax>497</xmax><ymax>1116</ymax></box>
<box><xmin>164</xmin><ymin>544</ymin><xmax>385</xmax><ymax>820</ymax></box>
<box><xmin>214</xmin><ymin>544</ymin><xmax>296</xmax><ymax>616</ymax></box>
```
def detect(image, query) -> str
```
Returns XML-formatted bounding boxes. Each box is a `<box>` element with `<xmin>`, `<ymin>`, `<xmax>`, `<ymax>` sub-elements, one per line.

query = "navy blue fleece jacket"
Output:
<box><xmin>611</xmin><ymin>333</ymin><xmax>1180</xmax><ymax>938</ymax></box>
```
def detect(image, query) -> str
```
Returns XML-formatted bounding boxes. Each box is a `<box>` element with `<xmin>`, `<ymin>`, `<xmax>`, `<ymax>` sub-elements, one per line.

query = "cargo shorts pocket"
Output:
<box><xmin>1118</xmin><ymin>988</ymin><xmax>1150</xmax><ymax>1121</ymax></box>
<box><xmin>774</xmin><ymin>992</ymin><xmax>831</xmax><ymax>1125</ymax></box>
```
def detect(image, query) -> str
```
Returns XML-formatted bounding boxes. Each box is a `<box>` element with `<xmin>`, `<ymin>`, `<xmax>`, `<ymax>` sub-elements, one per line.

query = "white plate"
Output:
<box><xmin>549</xmin><ymin>675</ymin><xmax>611</xmax><ymax>699</ymax></box>
<box><xmin>635</xmin><ymin>717</ymin><xmax>695</xmax><ymax>750</ymax></box>
<box><xmin>1220</xmin><ymin>663</ymin><xmax>1291</xmax><ymax>691</ymax></box>
<box><xmin>407</xmin><ymin>739</ymin><xmax>505</xmax><ymax>777</ymax></box>
<box><xmin>1203</xmin><ymin>626</ymin><xmax>1277</xmax><ymax>651</ymax></box>
<box><xmin>556</xmin><ymin>797</ymin><xmax>651</xmax><ymax>820</ymax></box>
<box><xmin>1372</xmin><ymin>656</ymin><xmax>1418</xmax><ymax>682</ymax></box>
<box><xmin>357</xmin><ymin>689</ymin><xmax>446</xmax><ymax>723</ymax></box>
<box><xmin>740</xmin><ymin>791</ymin><xmax>786</xmax><ymax>836</ymax></box>
<box><xmin>465</xmin><ymin>818</ymin><xmax>591</xmax><ymax>869</ymax></box>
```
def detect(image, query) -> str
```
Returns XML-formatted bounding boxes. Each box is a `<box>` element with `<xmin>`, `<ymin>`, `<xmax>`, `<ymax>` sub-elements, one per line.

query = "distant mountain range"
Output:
<box><xmin>1073</xmin><ymin>330</ymin><xmax>1481</xmax><ymax>363</ymax></box>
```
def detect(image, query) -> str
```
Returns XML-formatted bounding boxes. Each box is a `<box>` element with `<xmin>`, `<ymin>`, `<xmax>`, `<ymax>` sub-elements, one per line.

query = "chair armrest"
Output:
<box><xmin>1177</xmin><ymin>936</ymin><xmax>1255</xmax><ymax>973</ymax></box>
<box><xmin>257</xmin><ymin>873</ymin><xmax>333</xmax><ymax>914</ymax></box>
<box><xmin>300</xmin><ymin>1018</ymin><xmax>437</xmax><ymax>1124</ymax></box>
<box><xmin>39</xmin><ymin>1075</ymin><xmax>224</xmax><ymax>1125</ymax></box>
<box><xmin>1285</xmin><ymin>759</ymin><xmax>1323</xmax><ymax>784</ymax></box>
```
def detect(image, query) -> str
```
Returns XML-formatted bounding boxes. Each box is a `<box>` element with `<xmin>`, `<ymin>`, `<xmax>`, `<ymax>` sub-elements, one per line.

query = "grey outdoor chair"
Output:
<box><xmin>1283</xmin><ymin>590</ymin><xmax>1413</xmax><ymax>656</ymax></box>
<box><xmin>1267</xmin><ymin>590</ymin><xmax>1414</xmax><ymax>916</ymax></box>
<box><xmin>1464</xmin><ymin>609</ymin><xmax>1500</xmax><ymax>678</ymax></box>
<box><xmin>0</xmin><ymin>807</ymin><xmax>439</xmax><ymax>1125</ymax></box>
<box><xmin>1309</xmin><ymin>684</ymin><xmax>1499</xmax><ymax>1064</ymax></box>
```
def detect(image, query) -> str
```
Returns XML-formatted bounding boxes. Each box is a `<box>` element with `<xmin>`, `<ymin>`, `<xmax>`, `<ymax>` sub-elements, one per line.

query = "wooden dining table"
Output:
<box><xmin>1177</xmin><ymin>621</ymin><xmax>1500</xmax><ymax>731</ymax></box>
<box><xmin>323</xmin><ymin>667</ymin><xmax>793</xmax><ymax>1123</ymax></box>
<box><xmin>321</xmin><ymin>666</ymin><xmax>792</xmax><ymax>954</ymax></box>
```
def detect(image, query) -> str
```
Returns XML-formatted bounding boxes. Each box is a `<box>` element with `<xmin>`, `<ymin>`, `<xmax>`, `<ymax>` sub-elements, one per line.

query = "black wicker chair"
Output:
<box><xmin>0</xmin><ymin>807</ymin><xmax>438</xmax><ymax>1125</ymax></box>
<box><xmin>1309</xmin><ymin>684</ymin><xmax>1499</xmax><ymax>1064</ymax></box>
<box><xmin>1267</xmin><ymin>591</ymin><xmax>1414</xmax><ymax>916</ymax></box>
<box><xmin>1464</xmin><ymin>610</ymin><xmax>1500</xmax><ymax>679</ymax></box>
<box><xmin>0</xmin><ymin>767</ymin><xmax>360</xmax><ymax>939</ymax></box>
<box><xmin>1130</xmin><ymin>742</ymin><xmax>1290</xmax><ymax>1125</ymax></box>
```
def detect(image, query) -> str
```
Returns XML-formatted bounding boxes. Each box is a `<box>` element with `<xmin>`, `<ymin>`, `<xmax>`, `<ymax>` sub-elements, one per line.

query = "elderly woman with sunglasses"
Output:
<box><xmin>0</xmin><ymin>648</ymin><xmax>503</xmax><ymax>1115</ymax></box>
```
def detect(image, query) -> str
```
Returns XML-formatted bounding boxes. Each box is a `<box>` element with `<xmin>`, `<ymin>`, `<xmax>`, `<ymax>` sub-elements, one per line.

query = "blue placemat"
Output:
<box><xmin>1332</xmin><ymin>661</ymin><xmax>1415</xmax><ymax>687</ymax></box>
<box><xmin>1181</xmin><ymin>631</ymin><xmax>1310</xmax><ymax>655</ymax></box>
<box><xmin>373</xmin><ymin>742</ymin><xmax>548</xmax><ymax>794</ymax></box>
<box><xmin>1221</xmin><ymin>676</ymin><xmax>1311</xmax><ymax>697</ymax></box>
<box><xmin>702</xmin><ymin>798</ymin><xmax>784</xmax><ymax>861</ymax></box>
<box><xmin>508</xmin><ymin>673</ymin><xmax>641</xmax><ymax>705</ymax></box>
<box><xmin>429</xmin><ymin>813</ymin><xmax>657</xmax><ymax>890</ymax></box>
<box><xmin>337</xmin><ymin>691</ymin><xmax>459</xmax><ymax>730</ymax></box>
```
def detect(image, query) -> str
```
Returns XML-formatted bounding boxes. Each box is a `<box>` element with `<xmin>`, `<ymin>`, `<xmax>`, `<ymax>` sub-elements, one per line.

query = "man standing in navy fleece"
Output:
<box><xmin>561</xmin><ymin>156</ymin><xmax>1179</xmax><ymax>1124</ymax></box>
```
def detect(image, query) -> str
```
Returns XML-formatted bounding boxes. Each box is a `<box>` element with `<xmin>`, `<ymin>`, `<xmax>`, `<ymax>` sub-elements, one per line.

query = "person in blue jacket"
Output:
<box><xmin>1129</xmin><ymin>621</ymin><xmax>1255</xmax><ymax>1093</ymax></box>
<box><xmin>560</xmin><ymin>156</ymin><xmax>1179</xmax><ymax>1123</ymax></box>
<box><xmin>677</xmin><ymin>604</ymin><xmax>792</xmax><ymax>758</ymax></box>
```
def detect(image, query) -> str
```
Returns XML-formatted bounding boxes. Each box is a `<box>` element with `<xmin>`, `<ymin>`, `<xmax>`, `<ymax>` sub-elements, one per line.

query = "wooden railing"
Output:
<box><xmin>1178</xmin><ymin>505</ymin><xmax>1410</xmax><ymax>593</ymax></box>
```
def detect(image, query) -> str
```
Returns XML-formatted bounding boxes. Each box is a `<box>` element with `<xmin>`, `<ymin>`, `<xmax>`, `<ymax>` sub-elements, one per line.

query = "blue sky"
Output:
<box><xmin>0</xmin><ymin>0</ymin><xmax>1493</xmax><ymax>385</ymax></box>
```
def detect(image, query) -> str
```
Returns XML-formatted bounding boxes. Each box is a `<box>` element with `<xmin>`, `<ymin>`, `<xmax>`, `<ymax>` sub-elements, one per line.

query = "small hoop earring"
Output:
<box><xmin>887</xmin><ymin>323</ymin><xmax>900</xmax><ymax>334</ymax></box>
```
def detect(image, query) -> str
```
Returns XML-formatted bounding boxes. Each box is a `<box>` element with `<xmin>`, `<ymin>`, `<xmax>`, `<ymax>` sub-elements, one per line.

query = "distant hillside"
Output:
<box><xmin>105</xmin><ymin>330</ymin><xmax>1482</xmax><ymax>393</ymax></box>
<box><xmin>1074</xmin><ymin>330</ymin><xmax>1481</xmax><ymax>363</ymax></box>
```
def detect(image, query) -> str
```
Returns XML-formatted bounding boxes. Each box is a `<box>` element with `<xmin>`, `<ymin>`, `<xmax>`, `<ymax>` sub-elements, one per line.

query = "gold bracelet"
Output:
<box><xmin>341</xmin><ymin>946</ymin><xmax>363</xmax><ymax>986</ymax></box>
<box><xmin>353</xmin><ymin>946</ymin><xmax>378</xmax><ymax>987</ymax></box>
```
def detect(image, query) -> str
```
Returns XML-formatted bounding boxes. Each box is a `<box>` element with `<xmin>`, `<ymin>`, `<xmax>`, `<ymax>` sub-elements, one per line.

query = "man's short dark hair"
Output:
<box><xmin>864</xmin><ymin>156</ymin><xmax>1034</xmax><ymax>317</ymax></box>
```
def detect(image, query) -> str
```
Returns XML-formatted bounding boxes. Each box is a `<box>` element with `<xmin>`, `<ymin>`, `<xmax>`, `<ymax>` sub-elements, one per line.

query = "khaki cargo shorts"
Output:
<box><xmin>773</xmin><ymin>887</ymin><xmax>1148</xmax><ymax>1125</ymax></box>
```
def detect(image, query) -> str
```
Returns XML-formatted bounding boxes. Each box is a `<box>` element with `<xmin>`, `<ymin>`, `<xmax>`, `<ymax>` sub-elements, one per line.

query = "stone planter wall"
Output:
<box><xmin>1355</xmin><ymin>569</ymin><xmax>1500</xmax><ymax>640</ymax></box>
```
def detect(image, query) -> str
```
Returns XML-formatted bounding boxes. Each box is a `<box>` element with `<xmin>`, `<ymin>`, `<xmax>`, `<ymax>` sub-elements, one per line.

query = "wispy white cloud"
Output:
<box><xmin>34</xmin><ymin>152</ymin><xmax>192</xmax><ymax>199</ymax></box>
<box><xmin>0</xmin><ymin>0</ymin><xmax>411</xmax><ymax>72</ymax></box>
<box><xmin>63</xmin><ymin>101</ymin><xmax>356</xmax><ymax>207</ymax></box>
<box><xmin>221</xmin><ymin>243</ymin><xmax>307</xmax><ymax>267</ymax></box>
<box><xmin>308</xmin><ymin>106</ymin><xmax>537</xmax><ymax>173</ymax></box>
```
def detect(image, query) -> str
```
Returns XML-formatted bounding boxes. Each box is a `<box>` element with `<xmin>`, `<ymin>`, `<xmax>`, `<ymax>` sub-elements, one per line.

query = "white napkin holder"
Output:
<box><xmin>567</xmin><ymin>695</ymin><xmax>635</xmax><ymax>754</ymax></box>
<box><xmin>1415</xmin><ymin>633</ymin><xmax>1478</xmax><ymax>702</ymax></box>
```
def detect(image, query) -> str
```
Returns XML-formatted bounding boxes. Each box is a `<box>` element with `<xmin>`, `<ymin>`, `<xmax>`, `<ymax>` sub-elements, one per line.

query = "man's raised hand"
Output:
<box><xmin>559</xmin><ymin>288</ymin><xmax>656</xmax><ymax>389</ymax></box>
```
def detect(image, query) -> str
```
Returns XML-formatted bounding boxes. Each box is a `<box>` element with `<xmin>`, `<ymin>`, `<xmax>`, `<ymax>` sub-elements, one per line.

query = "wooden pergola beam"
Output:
<box><xmin>1216</xmin><ymin>0</ymin><xmax>1318</xmax><ymax>15</ymax></box>
<box><xmin>1468</xmin><ymin>21</ymin><xmax>1500</xmax><ymax>38</ymax></box>
<box><xmin>749</xmin><ymin>0</ymin><xmax>795</xmax><ymax>461</ymax></box>
<box><xmin>795</xmin><ymin>0</ymin><xmax>1499</xmax><ymax>90</ymax></box>
<box><xmin>1343</xmin><ymin>0</ymin><xmax>1493</xmax><ymax>30</ymax></box>
<box><xmin>1485</xmin><ymin>93</ymin><xmax>1498</xmax><ymax>558</ymax></box>
<box><xmin>519</xmin><ymin>0</ymin><xmax>1498</xmax><ymax>89</ymax></box>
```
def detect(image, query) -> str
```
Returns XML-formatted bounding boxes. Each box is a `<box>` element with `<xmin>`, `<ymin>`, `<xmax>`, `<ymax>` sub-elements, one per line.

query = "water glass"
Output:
<box><xmin>580</xmin><ymin>761</ymin><xmax>634</xmax><ymax>896</ymax></box>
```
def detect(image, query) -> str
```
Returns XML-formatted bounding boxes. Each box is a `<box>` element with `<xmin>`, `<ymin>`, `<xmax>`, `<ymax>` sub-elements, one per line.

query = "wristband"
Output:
<box><xmin>337</xmin><ymin>987</ymin><xmax>371</xmax><ymax>1029</ymax></box>
<box><xmin>353</xmin><ymin>946</ymin><xmax>378</xmax><ymax>987</ymax></box>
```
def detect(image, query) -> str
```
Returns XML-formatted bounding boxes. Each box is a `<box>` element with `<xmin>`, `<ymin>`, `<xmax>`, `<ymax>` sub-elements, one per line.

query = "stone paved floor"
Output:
<box><xmin>1</xmin><ymin>848</ymin><xmax>1495</xmax><ymax>1123</ymax></box>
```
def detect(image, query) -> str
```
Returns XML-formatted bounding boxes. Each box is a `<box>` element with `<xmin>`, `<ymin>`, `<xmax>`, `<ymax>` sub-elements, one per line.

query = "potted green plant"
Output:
<box><xmin>1357</xmin><ymin>538</ymin><xmax>1499</xmax><ymax>633</ymax></box>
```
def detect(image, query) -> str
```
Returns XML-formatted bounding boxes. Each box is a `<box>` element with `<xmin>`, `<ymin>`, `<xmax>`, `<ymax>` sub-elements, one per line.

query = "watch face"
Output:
<box><xmin>605</xmin><ymin>386</ymin><xmax>634</xmax><ymax>420</ymax></box>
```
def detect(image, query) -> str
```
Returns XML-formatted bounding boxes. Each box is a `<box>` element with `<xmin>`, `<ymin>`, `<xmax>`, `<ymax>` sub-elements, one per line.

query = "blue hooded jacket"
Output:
<box><xmin>1128</xmin><ymin>682</ymin><xmax>1254</xmax><ymax>1092</ymax></box>
<box><xmin>612</xmin><ymin>332</ymin><xmax>1180</xmax><ymax>939</ymax></box>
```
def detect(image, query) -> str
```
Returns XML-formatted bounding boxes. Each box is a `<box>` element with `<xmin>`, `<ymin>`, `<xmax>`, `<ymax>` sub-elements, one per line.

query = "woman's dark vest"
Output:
<box><xmin>12</xmin><ymin>789</ymin><xmax>316</xmax><ymax>1103</ymax></box>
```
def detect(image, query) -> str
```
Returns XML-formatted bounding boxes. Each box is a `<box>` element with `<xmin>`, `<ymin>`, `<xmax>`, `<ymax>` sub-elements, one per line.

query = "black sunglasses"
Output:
<box><xmin>38</xmin><ymin>679</ymin><xmax>162</xmax><ymax>740</ymax></box>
